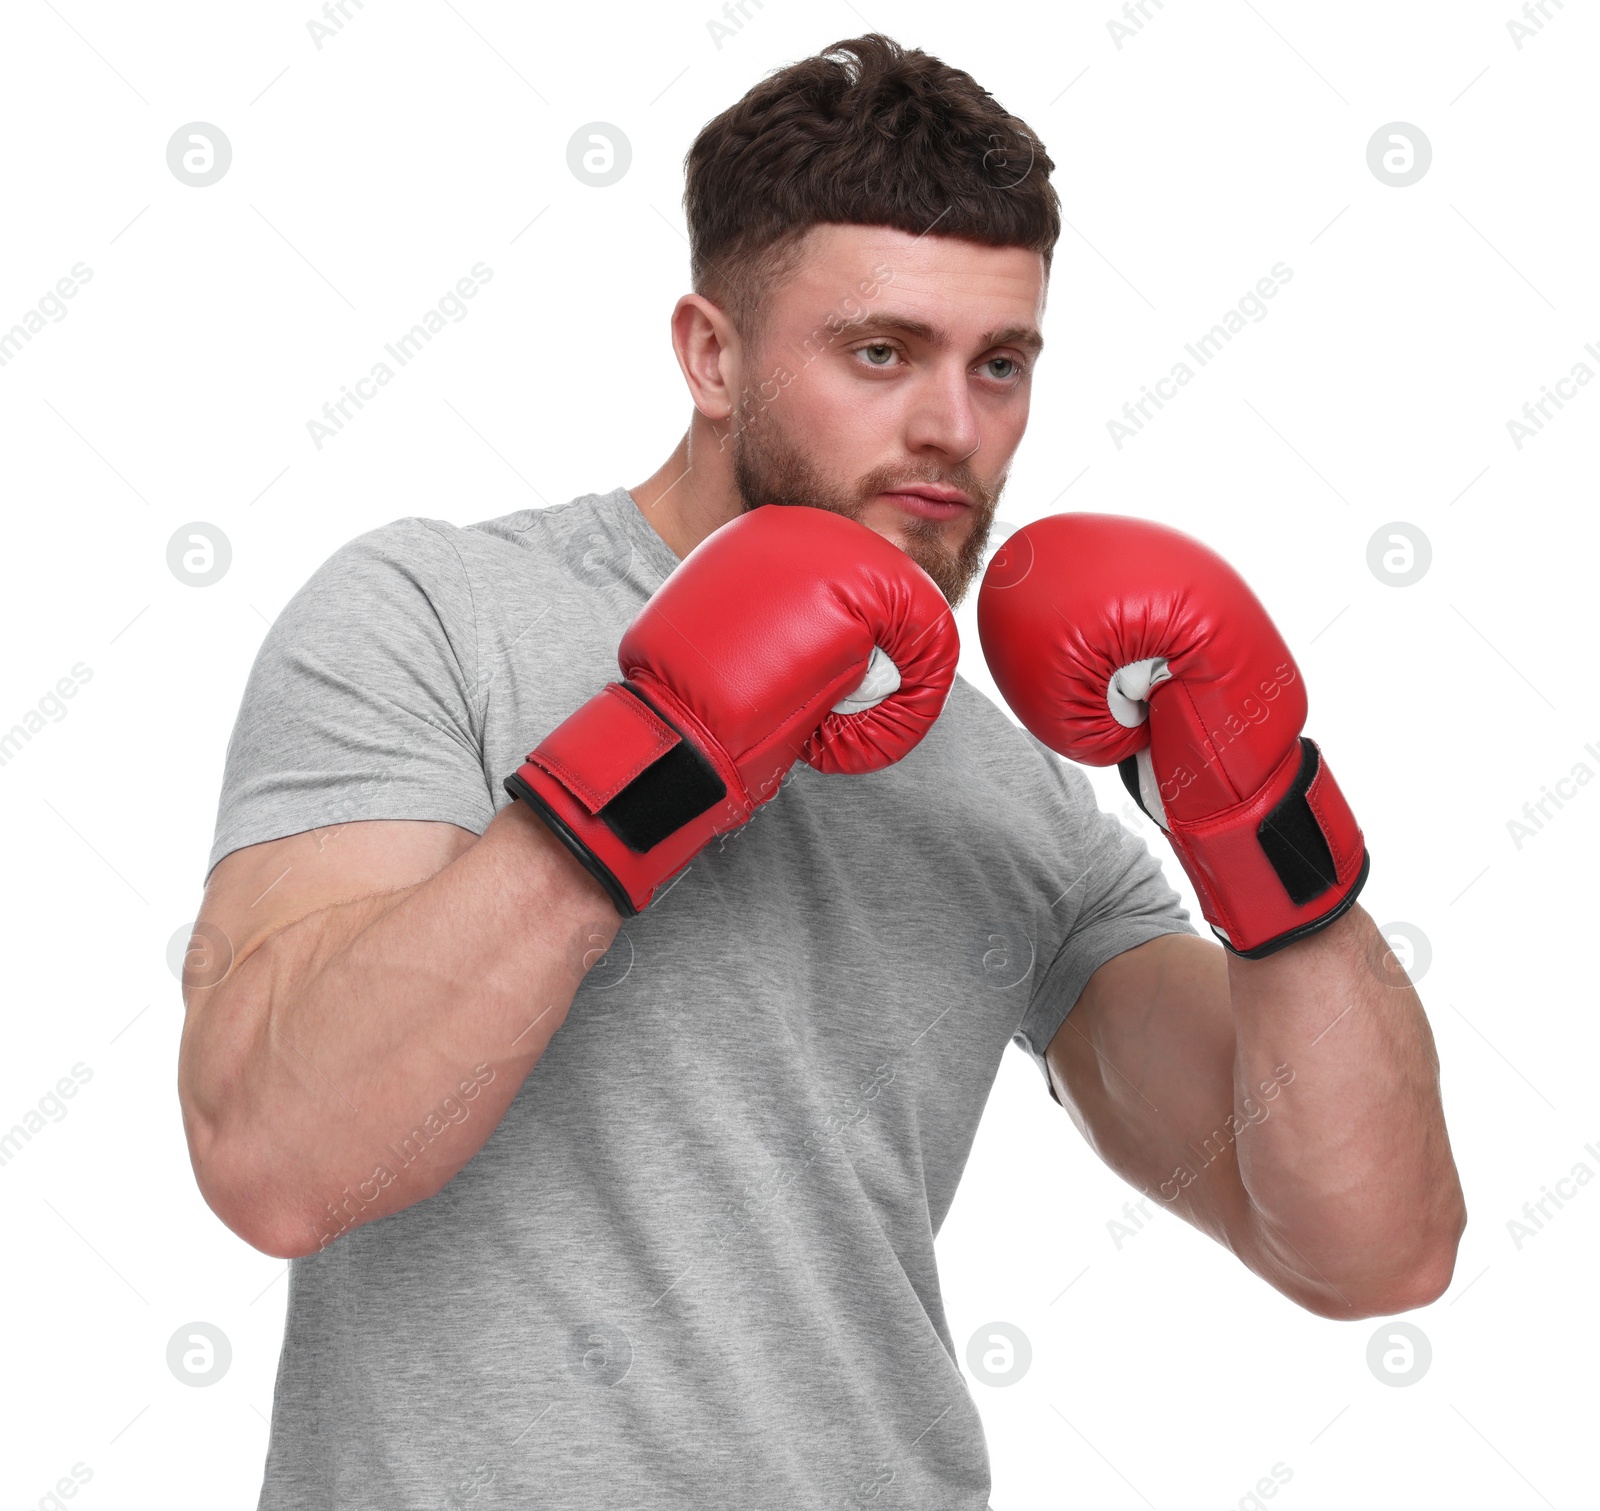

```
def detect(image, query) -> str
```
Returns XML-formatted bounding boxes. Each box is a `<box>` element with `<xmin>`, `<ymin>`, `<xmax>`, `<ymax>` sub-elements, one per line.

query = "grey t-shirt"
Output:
<box><xmin>209</xmin><ymin>487</ymin><xmax>1195</xmax><ymax>1511</ymax></box>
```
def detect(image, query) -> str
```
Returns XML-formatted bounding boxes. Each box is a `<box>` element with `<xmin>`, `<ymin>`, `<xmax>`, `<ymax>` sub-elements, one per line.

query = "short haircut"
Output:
<box><xmin>683</xmin><ymin>33</ymin><xmax>1059</xmax><ymax>350</ymax></box>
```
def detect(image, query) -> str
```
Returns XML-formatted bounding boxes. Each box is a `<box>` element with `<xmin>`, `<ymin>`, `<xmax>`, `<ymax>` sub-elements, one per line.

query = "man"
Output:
<box><xmin>179</xmin><ymin>33</ymin><xmax>1465</xmax><ymax>1510</ymax></box>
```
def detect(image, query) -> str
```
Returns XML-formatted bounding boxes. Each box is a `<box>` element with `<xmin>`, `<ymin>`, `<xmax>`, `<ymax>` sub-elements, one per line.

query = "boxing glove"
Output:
<box><xmin>506</xmin><ymin>504</ymin><xmax>959</xmax><ymax>917</ymax></box>
<box><xmin>978</xmin><ymin>513</ymin><xmax>1368</xmax><ymax>958</ymax></box>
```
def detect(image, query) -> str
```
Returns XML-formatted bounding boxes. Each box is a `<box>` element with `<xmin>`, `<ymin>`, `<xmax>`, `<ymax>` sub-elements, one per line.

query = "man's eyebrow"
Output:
<box><xmin>981</xmin><ymin>323</ymin><xmax>1045</xmax><ymax>356</ymax></box>
<box><xmin>827</xmin><ymin>313</ymin><xmax>1044</xmax><ymax>356</ymax></box>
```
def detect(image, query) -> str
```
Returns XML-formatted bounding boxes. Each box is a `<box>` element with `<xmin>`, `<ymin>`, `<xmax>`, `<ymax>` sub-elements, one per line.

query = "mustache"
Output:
<box><xmin>858</xmin><ymin>466</ymin><xmax>998</xmax><ymax>511</ymax></box>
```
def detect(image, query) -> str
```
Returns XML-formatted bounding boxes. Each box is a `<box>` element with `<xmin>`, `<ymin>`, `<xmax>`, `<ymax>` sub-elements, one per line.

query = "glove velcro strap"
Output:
<box><xmin>1165</xmin><ymin>736</ymin><xmax>1369</xmax><ymax>958</ymax></box>
<box><xmin>521</xmin><ymin>681</ymin><xmax>728</xmax><ymax>853</ymax></box>
<box><xmin>1259</xmin><ymin>737</ymin><xmax>1342</xmax><ymax>905</ymax></box>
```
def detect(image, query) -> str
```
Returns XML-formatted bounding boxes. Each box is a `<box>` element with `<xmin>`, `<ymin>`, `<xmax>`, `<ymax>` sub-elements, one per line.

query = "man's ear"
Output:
<box><xmin>670</xmin><ymin>293</ymin><xmax>741</xmax><ymax>423</ymax></box>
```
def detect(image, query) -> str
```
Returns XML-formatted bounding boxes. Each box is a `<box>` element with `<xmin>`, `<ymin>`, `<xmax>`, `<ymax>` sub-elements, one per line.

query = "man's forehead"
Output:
<box><xmin>778</xmin><ymin>223</ymin><xmax>1046</xmax><ymax>328</ymax></box>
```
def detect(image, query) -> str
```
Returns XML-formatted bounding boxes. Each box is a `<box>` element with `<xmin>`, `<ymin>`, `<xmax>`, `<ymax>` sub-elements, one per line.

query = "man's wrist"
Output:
<box><xmin>486</xmin><ymin>795</ymin><xmax>626</xmax><ymax>925</ymax></box>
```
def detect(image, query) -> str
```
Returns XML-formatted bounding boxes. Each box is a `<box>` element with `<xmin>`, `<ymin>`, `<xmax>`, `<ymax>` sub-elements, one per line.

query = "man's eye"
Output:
<box><xmin>857</xmin><ymin>343</ymin><xmax>897</xmax><ymax>366</ymax></box>
<box><xmin>986</xmin><ymin>356</ymin><xmax>1024</xmax><ymax>379</ymax></box>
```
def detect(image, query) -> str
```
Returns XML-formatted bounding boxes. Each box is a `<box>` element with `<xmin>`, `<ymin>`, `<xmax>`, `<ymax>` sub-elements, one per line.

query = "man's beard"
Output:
<box><xmin>730</xmin><ymin>415</ymin><xmax>1003</xmax><ymax>607</ymax></box>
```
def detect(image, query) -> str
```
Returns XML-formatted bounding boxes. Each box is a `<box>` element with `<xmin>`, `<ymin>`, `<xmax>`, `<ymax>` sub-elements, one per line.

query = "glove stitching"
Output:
<box><xmin>1160</xmin><ymin>675</ymin><xmax>1248</xmax><ymax>808</ymax></box>
<box><xmin>532</xmin><ymin>684</ymin><xmax>679</xmax><ymax>810</ymax></box>
<box><xmin>1303</xmin><ymin>747</ymin><xmax>1361</xmax><ymax>882</ymax></box>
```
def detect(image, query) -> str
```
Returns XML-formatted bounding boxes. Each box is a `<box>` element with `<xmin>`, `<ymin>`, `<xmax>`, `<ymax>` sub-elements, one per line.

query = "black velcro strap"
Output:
<box><xmin>597</xmin><ymin>683</ymin><xmax>727</xmax><ymax>853</ymax></box>
<box><xmin>1257</xmin><ymin>736</ymin><xmax>1339</xmax><ymax>905</ymax></box>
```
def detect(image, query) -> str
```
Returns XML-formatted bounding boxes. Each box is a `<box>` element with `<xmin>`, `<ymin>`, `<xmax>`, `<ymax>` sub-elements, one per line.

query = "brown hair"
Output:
<box><xmin>683</xmin><ymin>33</ymin><xmax>1059</xmax><ymax>350</ymax></box>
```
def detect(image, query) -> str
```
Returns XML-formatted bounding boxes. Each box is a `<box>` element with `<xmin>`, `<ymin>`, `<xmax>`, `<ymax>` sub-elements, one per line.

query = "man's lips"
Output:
<box><xmin>877</xmin><ymin>488</ymin><xmax>972</xmax><ymax>520</ymax></box>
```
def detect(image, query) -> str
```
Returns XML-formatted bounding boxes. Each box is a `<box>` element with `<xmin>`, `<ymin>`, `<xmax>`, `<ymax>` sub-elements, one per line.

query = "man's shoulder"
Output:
<box><xmin>297</xmin><ymin>488</ymin><xmax>634</xmax><ymax>591</ymax></box>
<box><xmin>458</xmin><ymin>487</ymin><xmax>652</xmax><ymax>550</ymax></box>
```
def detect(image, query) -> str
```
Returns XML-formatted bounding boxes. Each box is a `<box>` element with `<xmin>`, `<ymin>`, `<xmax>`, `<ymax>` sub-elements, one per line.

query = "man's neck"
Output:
<box><xmin>629</xmin><ymin>422</ymin><xmax>742</xmax><ymax>563</ymax></box>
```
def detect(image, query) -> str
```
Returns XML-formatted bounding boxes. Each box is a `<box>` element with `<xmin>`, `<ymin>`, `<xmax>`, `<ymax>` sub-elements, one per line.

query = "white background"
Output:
<box><xmin>1</xmin><ymin>1</ymin><xmax>1595</xmax><ymax>1507</ymax></box>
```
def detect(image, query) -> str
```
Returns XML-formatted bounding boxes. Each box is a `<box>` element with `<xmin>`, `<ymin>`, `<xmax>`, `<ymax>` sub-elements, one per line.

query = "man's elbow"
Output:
<box><xmin>1379</xmin><ymin>1213</ymin><xmax>1470</xmax><ymax>1315</ymax></box>
<box><xmin>180</xmin><ymin>1059</ymin><xmax>325</xmax><ymax>1258</ymax></box>
<box><xmin>227</xmin><ymin>1199</ymin><xmax>325</xmax><ymax>1261</ymax></box>
<box><xmin>198</xmin><ymin>1172</ymin><xmax>313</xmax><ymax>1259</ymax></box>
<box><xmin>1289</xmin><ymin>1209</ymin><xmax>1469</xmax><ymax>1321</ymax></box>
<box><xmin>1346</xmin><ymin>1252</ymin><xmax>1458</xmax><ymax>1319</ymax></box>
<box><xmin>188</xmin><ymin>1134</ymin><xmax>323</xmax><ymax>1260</ymax></box>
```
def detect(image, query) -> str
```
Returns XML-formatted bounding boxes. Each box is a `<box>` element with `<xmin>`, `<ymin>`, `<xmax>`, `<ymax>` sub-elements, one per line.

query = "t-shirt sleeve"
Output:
<box><xmin>1013</xmin><ymin>736</ymin><xmax>1198</xmax><ymax>1100</ymax></box>
<box><xmin>205</xmin><ymin>517</ymin><xmax>495</xmax><ymax>881</ymax></box>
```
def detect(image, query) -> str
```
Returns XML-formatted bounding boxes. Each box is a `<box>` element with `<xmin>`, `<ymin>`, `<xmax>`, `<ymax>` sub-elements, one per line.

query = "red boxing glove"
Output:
<box><xmin>506</xmin><ymin>504</ymin><xmax>959</xmax><ymax>916</ymax></box>
<box><xmin>978</xmin><ymin>513</ymin><xmax>1369</xmax><ymax>958</ymax></box>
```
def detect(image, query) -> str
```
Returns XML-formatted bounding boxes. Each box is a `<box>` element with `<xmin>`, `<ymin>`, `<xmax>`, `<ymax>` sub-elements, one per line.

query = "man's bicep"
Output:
<box><xmin>1045</xmin><ymin>931</ymin><xmax>1254</xmax><ymax>1250</ymax></box>
<box><xmin>191</xmin><ymin>818</ymin><xmax>480</xmax><ymax>1001</ymax></box>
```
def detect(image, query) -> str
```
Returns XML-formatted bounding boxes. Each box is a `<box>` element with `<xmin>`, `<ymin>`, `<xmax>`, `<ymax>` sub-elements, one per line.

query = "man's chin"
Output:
<box><xmin>888</xmin><ymin>513</ymin><xmax>994</xmax><ymax>607</ymax></box>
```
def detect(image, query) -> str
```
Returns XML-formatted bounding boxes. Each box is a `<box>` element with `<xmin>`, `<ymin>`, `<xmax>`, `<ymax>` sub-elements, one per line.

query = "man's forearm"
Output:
<box><xmin>183</xmin><ymin>803</ymin><xmax>620</xmax><ymax>1258</ymax></box>
<box><xmin>1226</xmin><ymin>903</ymin><xmax>1467</xmax><ymax>1316</ymax></box>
